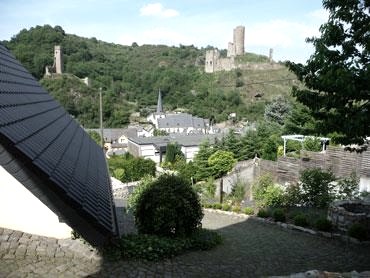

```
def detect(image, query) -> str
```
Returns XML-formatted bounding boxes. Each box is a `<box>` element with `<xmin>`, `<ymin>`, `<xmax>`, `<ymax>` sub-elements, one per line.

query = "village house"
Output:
<box><xmin>127</xmin><ymin>134</ymin><xmax>222</xmax><ymax>163</ymax></box>
<box><xmin>147</xmin><ymin>90</ymin><xmax>211</xmax><ymax>135</ymax></box>
<box><xmin>87</xmin><ymin>126</ymin><xmax>153</xmax><ymax>156</ymax></box>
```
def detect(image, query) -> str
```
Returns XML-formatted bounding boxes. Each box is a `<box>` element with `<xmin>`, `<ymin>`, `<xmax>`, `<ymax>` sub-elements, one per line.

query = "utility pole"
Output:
<box><xmin>99</xmin><ymin>87</ymin><xmax>103</xmax><ymax>149</ymax></box>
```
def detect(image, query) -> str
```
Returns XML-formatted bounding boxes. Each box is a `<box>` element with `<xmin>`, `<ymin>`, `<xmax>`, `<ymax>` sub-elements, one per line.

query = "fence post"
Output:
<box><xmin>219</xmin><ymin>178</ymin><xmax>223</xmax><ymax>204</ymax></box>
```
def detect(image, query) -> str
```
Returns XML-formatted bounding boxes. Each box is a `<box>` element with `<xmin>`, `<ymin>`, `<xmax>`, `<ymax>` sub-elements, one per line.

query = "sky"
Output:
<box><xmin>0</xmin><ymin>0</ymin><xmax>328</xmax><ymax>63</ymax></box>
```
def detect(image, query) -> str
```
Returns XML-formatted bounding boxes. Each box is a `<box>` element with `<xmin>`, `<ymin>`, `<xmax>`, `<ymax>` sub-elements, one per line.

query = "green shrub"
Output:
<box><xmin>232</xmin><ymin>206</ymin><xmax>241</xmax><ymax>213</ymax></box>
<box><xmin>300</xmin><ymin>168</ymin><xmax>336</xmax><ymax>208</ymax></box>
<box><xmin>348</xmin><ymin>223</ymin><xmax>368</xmax><ymax>241</ymax></box>
<box><xmin>252</xmin><ymin>174</ymin><xmax>285</xmax><ymax>208</ymax></box>
<box><xmin>315</xmin><ymin>217</ymin><xmax>332</xmax><ymax>232</ymax></box>
<box><xmin>273</xmin><ymin>208</ymin><xmax>286</xmax><ymax>222</ymax></box>
<box><xmin>105</xmin><ymin>229</ymin><xmax>223</xmax><ymax>261</ymax></box>
<box><xmin>293</xmin><ymin>214</ymin><xmax>309</xmax><ymax>227</ymax></box>
<box><xmin>222</xmin><ymin>204</ymin><xmax>231</xmax><ymax>211</ymax></box>
<box><xmin>213</xmin><ymin>203</ymin><xmax>222</xmax><ymax>209</ymax></box>
<box><xmin>108</xmin><ymin>153</ymin><xmax>156</xmax><ymax>182</ymax></box>
<box><xmin>203</xmin><ymin>177</ymin><xmax>216</xmax><ymax>197</ymax></box>
<box><xmin>243</xmin><ymin>207</ymin><xmax>254</xmax><ymax>215</ymax></box>
<box><xmin>257</xmin><ymin>209</ymin><xmax>270</xmax><ymax>218</ymax></box>
<box><xmin>336</xmin><ymin>172</ymin><xmax>360</xmax><ymax>200</ymax></box>
<box><xmin>202</xmin><ymin>203</ymin><xmax>212</xmax><ymax>208</ymax></box>
<box><xmin>132</xmin><ymin>174</ymin><xmax>203</xmax><ymax>237</ymax></box>
<box><xmin>229</xmin><ymin>179</ymin><xmax>246</xmax><ymax>205</ymax></box>
<box><xmin>284</xmin><ymin>184</ymin><xmax>303</xmax><ymax>207</ymax></box>
<box><xmin>303</xmin><ymin>137</ymin><xmax>322</xmax><ymax>152</ymax></box>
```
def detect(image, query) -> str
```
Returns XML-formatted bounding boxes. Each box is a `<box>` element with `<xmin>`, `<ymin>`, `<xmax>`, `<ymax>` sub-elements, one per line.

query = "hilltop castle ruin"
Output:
<box><xmin>45</xmin><ymin>45</ymin><xmax>63</xmax><ymax>75</ymax></box>
<box><xmin>205</xmin><ymin>26</ymin><xmax>245</xmax><ymax>73</ymax></box>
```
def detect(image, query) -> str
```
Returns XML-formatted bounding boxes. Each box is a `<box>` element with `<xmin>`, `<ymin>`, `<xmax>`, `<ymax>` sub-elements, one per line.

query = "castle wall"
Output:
<box><xmin>227</xmin><ymin>42</ymin><xmax>235</xmax><ymax>57</ymax></box>
<box><xmin>218</xmin><ymin>57</ymin><xmax>235</xmax><ymax>71</ymax></box>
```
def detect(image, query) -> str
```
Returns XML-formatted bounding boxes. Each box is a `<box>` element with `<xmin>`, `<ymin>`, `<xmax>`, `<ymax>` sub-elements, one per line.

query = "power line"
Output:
<box><xmin>243</xmin><ymin>78</ymin><xmax>296</xmax><ymax>86</ymax></box>
<box><xmin>219</xmin><ymin>77</ymin><xmax>297</xmax><ymax>87</ymax></box>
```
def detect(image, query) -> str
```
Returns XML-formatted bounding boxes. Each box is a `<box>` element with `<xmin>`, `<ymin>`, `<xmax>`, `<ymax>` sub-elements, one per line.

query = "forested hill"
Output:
<box><xmin>2</xmin><ymin>25</ymin><xmax>298</xmax><ymax>128</ymax></box>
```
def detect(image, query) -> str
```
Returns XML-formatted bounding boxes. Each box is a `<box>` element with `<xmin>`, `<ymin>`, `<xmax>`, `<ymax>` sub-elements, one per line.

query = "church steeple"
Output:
<box><xmin>156</xmin><ymin>89</ymin><xmax>163</xmax><ymax>113</ymax></box>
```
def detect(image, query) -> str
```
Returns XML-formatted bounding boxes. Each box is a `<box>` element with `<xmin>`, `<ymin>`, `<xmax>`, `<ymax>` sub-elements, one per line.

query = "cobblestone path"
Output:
<box><xmin>1</xmin><ymin>210</ymin><xmax>370</xmax><ymax>277</ymax></box>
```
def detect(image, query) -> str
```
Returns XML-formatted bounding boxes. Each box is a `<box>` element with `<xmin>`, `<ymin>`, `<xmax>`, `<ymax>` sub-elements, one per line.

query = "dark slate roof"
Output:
<box><xmin>86</xmin><ymin>128</ymin><xmax>138</xmax><ymax>143</ymax></box>
<box><xmin>0</xmin><ymin>44</ymin><xmax>117</xmax><ymax>245</ymax></box>
<box><xmin>129</xmin><ymin>134</ymin><xmax>222</xmax><ymax>147</ymax></box>
<box><xmin>157</xmin><ymin>113</ymin><xmax>209</xmax><ymax>129</ymax></box>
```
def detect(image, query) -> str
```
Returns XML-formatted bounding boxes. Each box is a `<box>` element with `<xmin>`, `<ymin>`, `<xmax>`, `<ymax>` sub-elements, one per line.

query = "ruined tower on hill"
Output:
<box><xmin>205</xmin><ymin>26</ymin><xmax>245</xmax><ymax>73</ymax></box>
<box><xmin>231</xmin><ymin>26</ymin><xmax>245</xmax><ymax>56</ymax></box>
<box><xmin>45</xmin><ymin>45</ymin><xmax>63</xmax><ymax>75</ymax></box>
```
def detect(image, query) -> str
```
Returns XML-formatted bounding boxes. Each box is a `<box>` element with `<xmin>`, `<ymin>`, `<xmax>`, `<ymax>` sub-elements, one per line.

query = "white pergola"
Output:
<box><xmin>281</xmin><ymin>135</ymin><xmax>330</xmax><ymax>157</ymax></box>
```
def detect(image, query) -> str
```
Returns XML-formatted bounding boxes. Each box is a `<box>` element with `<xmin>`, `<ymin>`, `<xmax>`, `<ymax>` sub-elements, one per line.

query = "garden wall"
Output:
<box><xmin>257</xmin><ymin>146</ymin><xmax>370</xmax><ymax>185</ymax></box>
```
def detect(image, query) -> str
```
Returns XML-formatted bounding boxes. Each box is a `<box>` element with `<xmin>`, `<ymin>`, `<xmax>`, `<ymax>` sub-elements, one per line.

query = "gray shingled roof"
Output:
<box><xmin>157</xmin><ymin>113</ymin><xmax>209</xmax><ymax>129</ymax></box>
<box><xmin>129</xmin><ymin>134</ymin><xmax>221</xmax><ymax>147</ymax></box>
<box><xmin>86</xmin><ymin>128</ymin><xmax>138</xmax><ymax>143</ymax></box>
<box><xmin>0</xmin><ymin>44</ymin><xmax>117</xmax><ymax>246</ymax></box>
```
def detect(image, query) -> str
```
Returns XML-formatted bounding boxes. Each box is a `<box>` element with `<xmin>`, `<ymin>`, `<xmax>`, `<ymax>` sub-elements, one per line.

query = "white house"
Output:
<box><xmin>127</xmin><ymin>134</ymin><xmax>222</xmax><ymax>163</ymax></box>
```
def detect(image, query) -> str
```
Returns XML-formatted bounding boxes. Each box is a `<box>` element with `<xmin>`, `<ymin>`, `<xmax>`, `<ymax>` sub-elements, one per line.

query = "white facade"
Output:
<box><xmin>0</xmin><ymin>166</ymin><xmax>72</xmax><ymax>238</ymax></box>
<box><xmin>181</xmin><ymin>145</ymin><xmax>200</xmax><ymax>162</ymax></box>
<box><xmin>147</xmin><ymin>113</ymin><xmax>165</xmax><ymax>129</ymax></box>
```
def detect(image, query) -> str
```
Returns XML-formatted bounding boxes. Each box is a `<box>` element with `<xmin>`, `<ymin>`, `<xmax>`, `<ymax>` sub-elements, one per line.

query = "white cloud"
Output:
<box><xmin>245</xmin><ymin>19</ymin><xmax>319</xmax><ymax>48</ymax></box>
<box><xmin>307</xmin><ymin>8</ymin><xmax>329</xmax><ymax>22</ymax></box>
<box><xmin>140</xmin><ymin>3</ymin><xmax>179</xmax><ymax>18</ymax></box>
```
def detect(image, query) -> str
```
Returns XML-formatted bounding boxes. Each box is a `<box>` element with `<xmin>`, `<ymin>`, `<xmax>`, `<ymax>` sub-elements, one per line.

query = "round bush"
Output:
<box><xmin>133</xmin><ymin>174</ymin><xmax>203</xmax><ymax>237</ymax></box>
<box><xmin>315</xmin><ymin>217</ymin><xmax>332</xmax><ymax>232</ymax></box>
<box><xmin>293</xmin><ymin>214</ymin><xmax>309</xmax><ymax>227</ymax></box>
<box><xmin>213</xmin><ymin>203</ymin><xmax>222</xmax><ymax>210</ymax></box>
<box><xmin>273</xmin><ymin>208</ymin><xmax>286</xmax><ymax>222</ymax></box>
<box><xmin>257</xmin><ymin>209</ymin><xmax>270</xmax><ymax>218</ymax></box>
<box><xmin>243</xmin><ymin>207</ymin><xmax>254</xmax><ymax>215</ymax></box>
<box><xmin>222</xmin><ymin>204</ymin><xmax>231</xmax><ymax>211</ymax></box>
<box><xmin>232</xmin><ymin>206</ymin><xmax>241</xmax><ymax>213</ymax></box>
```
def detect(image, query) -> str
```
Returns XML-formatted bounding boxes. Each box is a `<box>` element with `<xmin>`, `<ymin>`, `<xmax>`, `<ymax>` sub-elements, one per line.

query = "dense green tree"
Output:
<box><xmin>193</xmin><ymin>140</ymin><xmax>216</xmax><ymax>181</ymax></box>
<box><xmin>264</xmin><ymin>96</ymin><xmax>291</xmax><ymax>125</ymax></box>
<box><xmin>303</xmin><ymin>137</ymin><xmax>322</xmax><ymax>152</ymax></box>
<box><xmin>287</xmin><ymin>0</ymin><xmax>370</xmax><ymax>147</ymax></box>
<box><xmin>108</xmin><ymin>153</ymin><xmax>156</xmax><ymax>182</ymax></box>
<box><xmin>300</xmin><ymin>168</ymin><xmax>336</xmax><ymax>208</ymax></box>
<box><xmin>261</xmin><ymin>135</ymin><xmax>281</xmax><ymax>161</ymax></box>
<box><xmin>284</xmin><ymin>102</ymin><xmax>316</xmax><ymax>135</ymax></box>
<box><xmin>208</xmin><ymin>150</ymin><xmax>237</xmax><ymax>178</ymax></box>
<box><xmin>165</xmin><ymin>143</ymin><xmax>184</xmax><ymax>164</ymax></box>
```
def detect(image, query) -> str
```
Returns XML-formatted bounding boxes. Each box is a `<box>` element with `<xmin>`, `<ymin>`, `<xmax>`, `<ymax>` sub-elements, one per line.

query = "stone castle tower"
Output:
<box><xmin>45</xmin><ymin>45</ymin><xmax>63</xmax><ymax>75</ymax></box>
<box><xmin>54</xmin><ymin>45</ymin><xmax>63</xmax><ymax>74</ymax></box>
<box><xmin>205</xmin><ymin>26</ymin><xmax>245</xmax><ymax>73</ymax></box>
<box><xmin>233</xmin><ymin>26</ymin><xmax>245</xmax><ymax>56</ymax></box>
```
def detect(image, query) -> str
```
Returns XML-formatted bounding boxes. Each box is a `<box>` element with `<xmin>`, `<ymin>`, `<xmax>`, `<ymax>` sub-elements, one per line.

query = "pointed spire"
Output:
<box><xmin>156</xmin><ymin>89</ymin><xmax>163</xmax><ymax>113</ymax></box>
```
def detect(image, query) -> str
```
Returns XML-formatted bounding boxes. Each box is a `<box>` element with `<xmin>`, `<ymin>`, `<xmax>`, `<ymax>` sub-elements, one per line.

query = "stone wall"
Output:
<box><xmin>328</xmin><ymin>200</ymin><xmax>370</xmax><ymax>232</ymax></box>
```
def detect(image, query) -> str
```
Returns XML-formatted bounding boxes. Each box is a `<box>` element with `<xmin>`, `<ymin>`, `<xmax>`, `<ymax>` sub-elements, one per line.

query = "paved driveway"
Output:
<box><xmin>1</xmin><ymin>210</ymin><xmax>370</xmax><ymax>277</ymax></box>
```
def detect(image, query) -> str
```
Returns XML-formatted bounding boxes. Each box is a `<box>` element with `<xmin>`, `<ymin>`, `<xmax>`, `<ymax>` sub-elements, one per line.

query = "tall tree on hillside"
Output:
<box><xmin>193</xmin><ymin>140</ymin><xmax>216</xmax><ymax>181</ymax></box>
<box><xmin>287</xmin><ymin>0</ymin><xmax>370</xmax><ymax>148</ymax></box>
<box><xmin>264</xmin><ymin>95</ymin><xmax>291</xmax><ymax>125</ymax></box>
